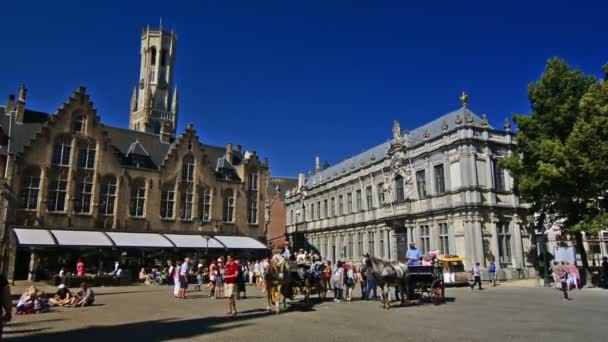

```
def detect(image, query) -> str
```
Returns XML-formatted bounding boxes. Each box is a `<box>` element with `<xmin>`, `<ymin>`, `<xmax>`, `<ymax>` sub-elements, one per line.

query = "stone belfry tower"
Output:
<box><xmin>129</xmin><ymin>24</ymin><xmax>178</xmax><ymax>136</ymax></box>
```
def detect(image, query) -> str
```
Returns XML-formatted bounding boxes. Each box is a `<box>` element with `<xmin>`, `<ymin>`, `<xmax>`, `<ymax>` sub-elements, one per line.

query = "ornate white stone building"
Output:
<box><xmin>285</xmin><ymin>95</ymin><xmax>532</xmax><ymax>278</ymax></box>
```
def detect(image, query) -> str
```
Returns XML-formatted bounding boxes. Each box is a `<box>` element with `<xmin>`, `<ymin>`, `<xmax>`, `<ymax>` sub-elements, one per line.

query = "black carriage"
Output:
<box><xmin>406</xmin><ymin>261</ymin><xmax>445</xmax><ymax>305</ymax></box>
<box><xmin>287</xmin><ymin>262</ymin><xmax>328</xmax><ymax>303</ymax></box>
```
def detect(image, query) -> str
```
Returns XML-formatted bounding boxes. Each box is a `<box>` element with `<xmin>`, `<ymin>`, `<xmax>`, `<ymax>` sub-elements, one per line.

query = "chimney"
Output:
<box><xmin>235</xmin><ymin>144</ymin><xmax>242</xmax><ymax>153</ymax></box>
<box><xmin>225</xmin><ymin>143</ymin><xmax>233</xmax><ymax>164</ymax></box>
<box><xmin>6</xmin><ymin>94</ymin><xmax>15</xmax><ymax>113</ymax></box>
<box><xmin>298</xmin><ymin>172</ymin><xmax>306</xmax><ymax>189</ymax></box>
<box><xmin>315</xmin><ymin>156</ymin><xmax>321</xmax><ymax>174</ymax></box>
<box><xmin>15</xmin><ymin>84</ymin><xmax>27</xmax><ymax>123</ymax></box>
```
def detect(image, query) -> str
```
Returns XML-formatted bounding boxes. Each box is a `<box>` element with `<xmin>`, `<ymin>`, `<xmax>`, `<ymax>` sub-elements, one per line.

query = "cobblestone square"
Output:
<box><xmin>4</xmin><ymin>283</ymin><xmax>607</xmax><ymax>341</ymax></box>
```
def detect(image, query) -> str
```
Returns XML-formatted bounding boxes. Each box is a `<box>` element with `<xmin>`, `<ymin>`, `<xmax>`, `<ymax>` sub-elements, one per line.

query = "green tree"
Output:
<box><xmin>501</xmin><ymin>58</ymin><xmax>596</xmax><ymax>280</ymax></box>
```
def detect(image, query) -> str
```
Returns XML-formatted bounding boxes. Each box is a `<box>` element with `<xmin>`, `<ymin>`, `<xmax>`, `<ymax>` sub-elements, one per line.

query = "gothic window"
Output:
<box><xmin>161</xmin><ymin>185</ymin><xmax>175</xmax><ymax>219</ymax></box>
<box><xmin>74</xmin><ymin>175</ymin><xmax>94</xmax><ymax>214</ymax></box>
<box><xmin>416</xmin><ymin>170</ymin><xmax>427</xmax><ymax>199</ymax></box>
<box><xmin>200</xmin><ymin>187</ymin><xmax>212</xmax><ymax>222</ymax></box>
<box><xmin>434</xmin><ymin>164</ymin><xmax>446</xmax><ymax>194</ymax></box>
<box><xmin>493</xmin><ymin>160</ymin><xmax>506</xmax><ymax>191</ymax></box>
<box><xmin>419</xmin><ymin>225</ymin><xmax>430</xmax><ymax>254</ymax></box>
<box><xmin>52</xmin><ymin>137</ymin><xmax>71</xmax><ymax>166</ymax></box>
<box><xmin>223</xmin><ymin>189</ymin><xmax>235</xmax><ymax>223</ymax></box>
<box><xmin>78</xmin><ymin>141</ymin><xmax>96</xmax><ymax>169</ymax></box>
<box><xmin>47</xmin><ymin>173</ymin><xmax>68</xmax><ymax>212</ymax></box>
<box><xmin>365</xmin><ymin>186</ymin><xmax>373</xmax><ymax>210</ymax></box>
<box><xmin>180</xmin><ymin>156</ymin><xmax>195</xmax><ymax>220</ymax></box>
<box><xmin>129</xmin><ymin>180</ymin><xmax>146</xmax><ymax>217</ymax></box>
<box><xmin>150</xmin><ymin>47</ymin><xmax>157</xmax><ymax>66</ymax></box>
<box><xmin>497</xmin><ymin>222</ymin><xmax>512</xmax><ymax>263</ymax></box>
<box><xmin>20</xmin><ymin>170</ymin><xmax>40</xmax><ymax>210</ymax></box>
<box><xmin>395</xmin><ymin>175</ymin><xmax>405</xmax><ymax>202</ymax></box>
<box><xmin>355</xmin><ymin>190</ymin><xmax>362</xmax><ymax>212</ymax></box>
<box><xmin>247</xmin><ymin>173</ymin><xmax>259</xmax><ymax>224</ymax></box>
<box><xmin>439</xmin><ymin>223</ymin><xmax>450</xmax><ymax>255</ymax></box>
<box><xmin>73</xmin><ymin>114</ymin><xmax>86</xmax><ymax>134</ymax></box>
<box><xmin>182</xmin><ymin>156</ymin><xmax>195</xmax><ymax>182</ymax></box>
<box><xmin>99</xmin><ymin>176</ymin><xmax>117</xmax><ymax>216</ymax></box>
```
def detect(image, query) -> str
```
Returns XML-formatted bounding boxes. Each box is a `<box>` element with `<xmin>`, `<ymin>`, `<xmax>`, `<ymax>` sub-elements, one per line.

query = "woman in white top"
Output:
<box><xmin>173</xmin><ymin>262</ymin><xmax>181</xmax><ymax>297</ymax></box>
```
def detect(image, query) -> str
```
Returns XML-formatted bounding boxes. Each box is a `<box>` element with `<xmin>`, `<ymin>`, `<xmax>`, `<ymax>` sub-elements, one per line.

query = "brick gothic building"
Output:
<box><xmin>266</xmin><ymin>177</ymin><xmax>298</xmax><ymax>252</ymax></box>
<box><xmin>0</xmin><ymin>26</ymin><xmax>269</xmax><ymax>279</ymax></box>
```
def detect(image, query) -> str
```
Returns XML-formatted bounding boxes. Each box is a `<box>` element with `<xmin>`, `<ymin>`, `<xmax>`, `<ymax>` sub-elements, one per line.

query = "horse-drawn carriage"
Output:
<box><xmin>406</xmin><ymin>262</ymin><xmax>445</xmax><ymax>305</ymax></box>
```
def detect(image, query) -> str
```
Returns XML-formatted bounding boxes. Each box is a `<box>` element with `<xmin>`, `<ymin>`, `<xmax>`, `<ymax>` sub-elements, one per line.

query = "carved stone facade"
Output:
<box><xmin>285</xmin><ymin>103</ymin><xmax>532</xmax><ymax>279</ymax></box>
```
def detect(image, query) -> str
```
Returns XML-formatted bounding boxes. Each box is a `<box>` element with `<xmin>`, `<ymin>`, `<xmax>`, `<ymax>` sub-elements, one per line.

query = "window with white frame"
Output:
<box><xmin>248</xmin><ymin>172</ymin><xmax>259</xmax><ymax>191</ymax></box>
<box><xmin>201</xmin><ymin>187</ymin><xmax>212</xmax><ymax>222</ymax></box>
<box><xmin>247</xmin><ymin>172</ymin><xmax>259</xmax><ymax>224</ymax></box>
<box><xmin>419</xmin><ymin>225</ymin><xmax>430</xmax><ymax>254</ymax></box>
<box><xmin>20</xmin><ymin>172</ymin><xmax>40</xmax><ymax>210</ymax></box>
<box><xmin>74</xmin><ymin>175</ymin><xmax>94</xmax><ymax>214</ymax></box>
<box><xmin>129</xmin><ymin>180</ymin><xmax>146</xmax><ymax>217</ymax></box>
<box><xmin>78</xmin><ymin>142</ymin><xmax>96</xmax><ymax>169</ymax></box>
<box><xmin>160</xmin><ymin>186</ymin><xmax>175</xmax><ymax>219</ymax></box>
<box><xmin>99</xmin><ymin>176</ymin><xmax>117</xmax><ymax>215</ymax></box>
<box><xmin>73</xmin><ymin>114</ymin><xmax>86</xmax><ymax>133</ymax></box>
<box><xmin>52</xmin><ymin>138</ymin><xmax>71</xmax><ymax>166</ymax></box>
<box><xmin>47</xmin><ymin>173</ymin><xmax>68</xmax><ymax>212</ymax></box>
<box><xmin>180</xmin><ymin>183</ymin><xmax>194</xmax><ymax>221</ymax></box>
<box><xmin>439</xmin><ymin>223</ymin><xmax>450</xmax><ymax>255</ymax></box>
<box><xmin>223</xmin><ymin>190</ymin><xmax>235</xmax><ymax>223</ymax></box>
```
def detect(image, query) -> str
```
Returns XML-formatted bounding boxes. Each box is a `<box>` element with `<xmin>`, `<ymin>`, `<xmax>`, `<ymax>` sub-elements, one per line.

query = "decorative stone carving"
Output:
<box><xmin>504</xmin><ymin>118</ymin><xmax>511</xmax><ymax>131</ymax></box>
<box><xmin>393</xmin><ymin>120</ymin><xmax>401</xmax><ymax>141</ymax></box>
<box><xmin>442</xmin><ymin>119</ymin><xmax>449</xmax><ymax>132</ymax></box>
<box><xmin>455</xmin><ymin>113</ymin><xmax>463</xmax><ymax>125</ymax></box>
<box><xmin>466</xmin><ymin>111</ymin><xmax>474</xmax><ymax>124</ymax></box>
<box><xmin>481</xmin><ymin>114</ymin><xmax>489</xmax><ymax>128</ymax></box>
<box><xmin>423</xmin><ymin>129</ymin><xmax>431</xmax><ymax>139</ymax></box>
<box><xmin>388</xmin><ymin>151</ymin><xmax>414</xmax><ymax>201</ymax></box>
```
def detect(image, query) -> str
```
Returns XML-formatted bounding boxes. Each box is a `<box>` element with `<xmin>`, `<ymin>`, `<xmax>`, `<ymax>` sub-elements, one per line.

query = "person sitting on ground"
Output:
<box><xmin>16</xmin><ymin>286</ymin><xmax>37</xmax><ymax>314</ymax></box>
<box><xmin>34</xmin><ymin>291</ymin><xmax>49</xmax><ymax>313</ymax></box>
<box><xmin>49</xmin><ymin>284</ymin><xmax>72</xmax><ymax>306</ymax></box>
<box><xmin>72</xmin><ymin>282</ymin><xmax>95</xmax><ymax>307</ymax></box>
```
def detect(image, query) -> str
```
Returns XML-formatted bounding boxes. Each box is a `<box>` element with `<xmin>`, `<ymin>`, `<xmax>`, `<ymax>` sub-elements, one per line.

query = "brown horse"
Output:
<box><xmin>362</xmin><ymin>254</ymin><xmax>410</xmax><ymax>309</ymax></box>
<box><xmin>265</xmin><ymin>254</ymin><xmax>291</xmax><ymax>314</ymax></box>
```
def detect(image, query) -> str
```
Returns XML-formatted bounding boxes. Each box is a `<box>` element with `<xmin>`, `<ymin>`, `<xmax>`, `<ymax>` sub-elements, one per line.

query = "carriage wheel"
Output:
<box><xmin>431</xmin><ymin>280</ymin><xmax>444</xmax><ymax>306</ymax></box>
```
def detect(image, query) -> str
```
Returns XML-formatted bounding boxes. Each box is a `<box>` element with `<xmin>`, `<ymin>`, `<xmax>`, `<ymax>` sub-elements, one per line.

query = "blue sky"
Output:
<box><xmin>1</xmin><ymin>0</ymin><xmax>606</xmax><ymax>177</ymax></box>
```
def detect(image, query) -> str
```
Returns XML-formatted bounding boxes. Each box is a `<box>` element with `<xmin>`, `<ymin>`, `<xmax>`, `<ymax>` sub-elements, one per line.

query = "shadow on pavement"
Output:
<box><xmin>6</xmin><ymin>309</ymin><xmax>273</xmax><ymax>341</ymax></box>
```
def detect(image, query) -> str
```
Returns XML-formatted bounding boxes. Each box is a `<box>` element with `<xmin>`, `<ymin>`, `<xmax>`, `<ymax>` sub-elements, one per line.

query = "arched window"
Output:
<box><xmin>48</xmin><ymin>172</ymin><xmax>68</xmax><ymax>212</ymax></box>
<box><xmin>129</xmin><ymin>179</ymin><xmax>146</xmax><ymax>217</ymax></box>
<box><xmin>180</xmin><ymin>156</ymin><xmax>195</xmax><ymax>220</ymax></box>
<box><xmin>73</xmin><ymin>114</ymin><xmax>86</xmax><ymax>133</ymax></box>
<box><xmin>74</xmin><ymin>174</ymin><xmax>94</xmax><ymax>214</ymax></box>
<box><xmin>99</xmin><ymin>176</ymin><xmax>117</xmax><ymax>216</ymax></box>
<box><xmin>52</xmin><ymin>137</ymin><xmax>72</xmax><ymax>166</ymax></box>
<box><xmin>20</xmin><ymin>168</ymin><xmax>41</xmax><ymax>210</ymax></box>
<box><xmin>160</xmin><ymin>184</ymin><xmax>175</xmax><ymax>219</ymax></box>
<box><xmin>150</xmin><ymin>47</ymin><xmax>157</xmax><ymax>66</ymax></box>
<box><xmin>223</xmin><ymin>189</ymin><xmax>235</xmax><ymax>223</ymax></box>
<box><xmin>200</xmin><ymin>186</ymin><xmax>212</xmax><ymax>222</ymax></box>
<box><xmin>78</xmin><ymin>141</ymin><xmax>96</xmax><ymax>169</ymax></box>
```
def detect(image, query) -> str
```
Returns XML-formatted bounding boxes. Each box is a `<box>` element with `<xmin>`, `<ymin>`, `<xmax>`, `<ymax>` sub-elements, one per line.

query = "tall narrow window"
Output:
<box><xmin>338</xmin><ymin>195</ymin><xmax>344</xmax><ymax>215</ymax></box>
<box><xmin>311</xmin><ymin>203</ymin><xmax>315</xmax><ymax>221</ymax></box>
<box><xmin>317</xmin><ymin>201</ymin><xmax>321</xmax><ymax>220</ymax></box>
<box><xmin>348</xmin><ymin>234</ymin><xmax>354</xmax><ymax>260</ymax></box>
<box><xmin>419</xmin><ymin>225</ymin><xmax>430</xmax><ymax>254</ymax></box>
<box><xmin>150</xmin><ymin>47</ymin><xmax>157</xmax><ymax>65</ymax></box>
<box><xmin>356</xmin><ymin>190</ymin><xmax>362</xmax><ymax>212</ymax></box>
<box><xmin>497</xmin><ymin>222</ymin><xmax>512</xmax><ymax>263</ymax></box>
<box><xmin>74</xmin><ymin>175</ymin><xmax>93</xmax><ymax>214</ymax></box>
<box><xmin>160</xmin><ymin>49</ymin><xmax>167</xmax><ymax>66</ymax></box>
<box><xmin>129</xmin><ymin>180</ymin><xmax>146</xmax><ymax>217</ymax></box>
<box><xmin>223</xmin><ymin>190</ymin><xmax>235</xmax><ymax>223</ymax></box>
<box><xmin>248</xmin><ymin>173</ymin><xmax>259</xmax><ymax>224</ymax></box>
<box><xmin>380</xmin><ymin>232</ymin><xmax>385</xmax><ymax>258</ymax></box>
<box><xmin>439</xmin><ymin>223</ymin><xmax>450</xmax><ymax>255</ymax></box>
<box><xmin>330</xmin><ymin>197</ymin><xmax>335</xmax><ymax>217</ymax></box>
<box><xmin>416</xmin><ymin>170</ymin><xmax>427</xmax><ymax>199</ymax></box>
<box><xmin>347</xmin><ymin>193</ymin><xmax>353</xmax><ymax>213</ymax></box>
<box><xmin>365</xmin><ymin>186</ymin><xmax>373</xmax><ymax>210</ymax></box>
<box><xmin>377</xmin><ymin>182</ymin><xmax>385</xmax><ymax>205</ymax></box>
<box><xmin>52</xmin><ymin>138</ymin><xmax>71</xmax><ymax>166</ymax></box>
<box><xmin>434</xmin><ymin>164</ymin><xmax>446</xmax><ymax>194</ymax></box>
<box><xmin>200</xmin><ymin>187</ymin><xmax>212</xmax><ymax>222</ymax></box>
<box><xmin>20</xmin><ymin>172</ymin><xmax>40</xmax><ymax>210</ymax></box>
<box><xmin>182</xmin><ymin>157</ymin><xmax>195</xmax><ymax>182</ymax></box>
<box><xmin>493</xmin><ymin>160</ymin><xmax>506</xmax><ymax>191</ymax></box>
<box><xmin>99</xmin><ymin>176</ymin><xmax>117</xmax><ymax>216</ymax></box>
<box><xmin>357</xmin><ymin>232</ymin><xmax>364</xmax><ymax>258</ymax></box>
<box><xmin>78</xmin><ymin>142</ymin><xmax>96</xmax><ymax>169</ymax></box>
<box><xmin>323</xmin><ymin>199</ymin><xmax>328</xmax><ymax>218</ymax></box>
<box><xmin>395</xmin><ymin>175</ymin><xmax>404</xmax><ymax>201</ymax></box>
<box><xmin>48</xmin><ymin>173</ymin><xmax>68</xmax><ymax>212</ymax></box>
<box><xmin>368</xmin><ymin>232</ymin><xmax>375</xmax><ymax>256</ymax></box>
<box><xmin>73</xmin><ymin>115</ymin><xmax>85</xmax><ymax>133</ymax></box>
<box><xmin>161</xmin><ymin>186</ymin><xmax>175</xmax><ymax>219</ymax></box>
<box><xmin>180</xmin><ymin>157</ymin><xmax>195</xmax><ymax>220</ymax></box>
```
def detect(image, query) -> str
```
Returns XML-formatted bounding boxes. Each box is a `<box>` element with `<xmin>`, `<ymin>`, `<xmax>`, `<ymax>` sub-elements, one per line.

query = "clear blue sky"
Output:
<box><xmin>1</xmin><ymin>0</ymin><xmax>606</xmax><ymax>177</ymax></box>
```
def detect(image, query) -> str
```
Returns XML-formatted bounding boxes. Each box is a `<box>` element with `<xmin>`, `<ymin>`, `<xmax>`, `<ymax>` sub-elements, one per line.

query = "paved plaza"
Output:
<box><xmin>4</xmin><ymin>282</ymin><xmax>608</xmax><ymax>342</ymax></box>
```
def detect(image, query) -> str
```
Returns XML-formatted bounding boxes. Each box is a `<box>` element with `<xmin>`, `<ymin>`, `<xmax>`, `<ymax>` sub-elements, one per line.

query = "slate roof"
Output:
<box><xmin>0</xmin><ymin>105</ymin><xmax>245</xmax><ymax>174</ymax></box>
<box><xmin>269</xmin><ymin>177</ymin><xmax>298</xmax><ymax>201</ymax></box>
<box><xmin>306</xmin><ymin>107</ymin><xmax>490</xmax><ymax>187</ymax></box>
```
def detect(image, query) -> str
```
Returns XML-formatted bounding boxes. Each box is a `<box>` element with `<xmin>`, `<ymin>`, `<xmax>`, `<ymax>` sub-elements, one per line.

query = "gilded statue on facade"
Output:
<box><xmin>393</xmin><ymin>120</ymin><xmax>401</xmax><ymax>141</ymax></box>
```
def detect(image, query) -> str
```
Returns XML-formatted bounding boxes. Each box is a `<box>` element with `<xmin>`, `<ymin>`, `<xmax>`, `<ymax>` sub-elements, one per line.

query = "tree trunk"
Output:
<box><xmin>574</xmin><ymin>232</ymin><xmax>592</xmax><ymax>286</ymax></box>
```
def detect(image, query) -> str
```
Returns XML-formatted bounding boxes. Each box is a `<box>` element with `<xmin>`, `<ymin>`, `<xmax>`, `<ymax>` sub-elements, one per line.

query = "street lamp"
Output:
<box><xmin>536</xmin><ymin>231</ymin><xmax>551</xmax><ymax>287</ymax></box>
<box><xmin>203</xmin><ymin>235</ymin><xmax>210</xmax><ymax>256</ymax></box>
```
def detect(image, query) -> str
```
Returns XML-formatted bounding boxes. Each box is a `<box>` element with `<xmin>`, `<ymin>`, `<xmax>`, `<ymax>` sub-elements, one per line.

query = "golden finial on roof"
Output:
<box><xmin>460</xmin><ymin>91</ymin><xmax>469</xmax><ymax>107</ymax></box>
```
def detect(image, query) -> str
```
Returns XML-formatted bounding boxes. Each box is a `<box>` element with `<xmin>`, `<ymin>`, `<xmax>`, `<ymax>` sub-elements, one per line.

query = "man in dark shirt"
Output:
<box><xmin>0</xmin><ymin>274</ymin><xmax>12</xmax><ymax>337</ymax></box>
